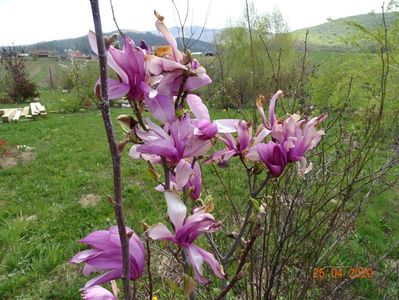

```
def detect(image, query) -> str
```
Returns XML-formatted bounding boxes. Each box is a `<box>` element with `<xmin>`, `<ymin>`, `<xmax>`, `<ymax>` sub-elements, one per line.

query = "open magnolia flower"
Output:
<box><xmin>207</xmin><ymin>91</ymin><xmax>326</xmax><ymax>177</ymax></box>
<box><xmin>255</xmin><ymin>91</ymin><xmax>327</xmax><ymax>176</ymax></box>
<box><xmin>129</xmin><ymin>101</ymin><xmax>239</xmax><ymax>167</ymax></box>
<box><xmin>206</xmin><ymin>120</ymin><xmax>270</xmax><ymax>167</ymax></box>
<box><xmin>153</xmin><ymin>11</ymin><xmax>212</xmax><ymax>97</ymax></box>
<box><xmin>70</xmin><ymin>226</ymin><xmax>145</xmax><ymax>288</ymax></box>
<box><xmin>88</xmin><ymin>31</ymin><xmax>186</xmax><ymax>101</ymax></box>
<box><xmin>147</xmin><ymin>192</ymin><xmax>225</xmax><ymax>284</ymax></box>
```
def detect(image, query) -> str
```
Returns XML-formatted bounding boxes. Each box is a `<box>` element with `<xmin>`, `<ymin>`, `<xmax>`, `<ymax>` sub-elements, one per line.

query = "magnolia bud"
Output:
<box><xmin>226</xmin><ymin>231</ymin><xmax>239</xmax><ymax>239</ymax></box>
<box><xmin>147</xmin><ymin>161</ymin><xmax>161</xmax><ymax>182</ymax></box>
<box><xmin>104</xmin><ymin>33</ymin><xmax>118</xmax><ymax>49</ymax></box>
<box><xmin>154</xmin><ymin>10</ymin><xmax>164</xmax><ymax>21</ymax></box>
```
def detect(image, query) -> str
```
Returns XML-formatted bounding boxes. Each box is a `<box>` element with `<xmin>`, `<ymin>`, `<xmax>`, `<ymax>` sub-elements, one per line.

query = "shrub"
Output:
<box><xmin>0</xmin><ymin>47</ymin><xmax>39</xmax><ymax>103</ymax></box>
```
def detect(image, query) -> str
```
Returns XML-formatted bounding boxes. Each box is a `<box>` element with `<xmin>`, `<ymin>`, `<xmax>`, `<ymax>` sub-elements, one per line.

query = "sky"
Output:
<box><xmin>0</xmin><ymin>0</ymin><xmax>387</xmax><ymax>46</ymax></box>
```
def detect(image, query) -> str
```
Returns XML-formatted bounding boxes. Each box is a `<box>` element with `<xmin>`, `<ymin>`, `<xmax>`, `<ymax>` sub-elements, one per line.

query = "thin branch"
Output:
<box><xmin>216</xmin><ymin>226</ymin><xmax>263</xmax><ymax>300</ymax></box>
<box><xmin>89</xmin><ymin>1</ymin><xmax>131</xmax><ymax>299</ymax></box>
<box><xmin>109</xmin><ymin>0</ymin><xmax>126</xmax><ymax>38</ymax></box>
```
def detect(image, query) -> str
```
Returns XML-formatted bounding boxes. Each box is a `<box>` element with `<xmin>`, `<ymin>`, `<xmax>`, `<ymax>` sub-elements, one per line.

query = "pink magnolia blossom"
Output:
<box><xmin>70</xmin><ymin>226</ymin><xmax>145</xmax><ymax>288</ymax></box>
<box><xmin>256</xmin><ymin>141</ymin><xmax>288</xmax><ymax>177</ymax></box>
<box><xmin>153</xmin><ymin>12</ymin><xmax>212</xmax><ymax>97</ymax></box>
<box><xmin>147</xmin><ymin>192</ymin><xmax>225</xmax><ymax>284</ymax></box>
<box><xmin>187</xmin><ymin>94</ymin><xmax>239</xmax><ymax>139</ymax></box>
<box><xmin>88</xmin><ymin>31</ymin><xmax>186</xmax><ymax>101</ymax></box>
<box><xmin>256</xmin><ymin>90</ymin><xmax>327</xmax><ymax>176</ymax></box>
<box><xmin>206</xmin><ymin>120</ymin><xmax>270</xmax><ymax>166</ymax></box>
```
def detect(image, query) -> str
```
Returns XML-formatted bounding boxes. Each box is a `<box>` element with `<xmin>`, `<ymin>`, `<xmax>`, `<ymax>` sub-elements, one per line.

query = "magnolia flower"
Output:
<box><xmin>256</xmin><ymin>141</ymin><xmax>288</xmax><ymax>177</ymax></box>
<box><xmin>256</xmin><ymin>91</ymin><xmax>326</xmax><ymax>176</ymax></box>
<box><xmin>81</xmin><ymin>285</ymin><xmax>116</xmax><ymax>300</ymax></box>
<box><xmin>187</xmin><ymin>94</ymin><xmax>239</xmax><ymax>139</ymax></box>
<box><xmin>70</xmin><ymin>226</ymin><xmax>145</xmax><ymax>288</ymax></box>
<box><xmin>147</xmin><ymin>192</ymin><xmax>225</xmax><ymax>284</ymax></box>
<box><xmin>134</xmin><ymin>114</ymin><xmax>212</xmax><ymax>165</ymax></box>
<box><xmin>272</xmin><ymin>114</ymin><xmax>326</xmax><ymax>175</ymax></box>
<box><xmin>154</xmin><ymin>12</ymin><xmax>212</xmax><ymax>97</ymax></box>
<box><xmin>88</xmin><ymin>31</ymin><xmax>186</xmax><ymax>101</ymax></box>
<box><xmin>206</xmin><ymin>120</ymin><xmax>270</xmax><ymax>166</ymax></box>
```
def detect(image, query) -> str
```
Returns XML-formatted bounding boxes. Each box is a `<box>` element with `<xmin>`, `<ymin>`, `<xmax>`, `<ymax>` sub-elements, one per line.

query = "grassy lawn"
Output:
<box><xmin>0</xmin><ymin>109</ymin><xmax>161</xmax><ymax>298</ymax></box>
<box><xmin>0</xmin><ymin>104</ymin><xmax>398</xmax><ymax>298</ymax></box>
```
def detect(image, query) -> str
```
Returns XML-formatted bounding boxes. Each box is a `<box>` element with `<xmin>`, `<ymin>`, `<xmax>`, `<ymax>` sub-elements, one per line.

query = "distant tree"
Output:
<box><xmin>0</xmin><ymin>47</ymin><xmax>38</xmax><ymax>103</ymax></box>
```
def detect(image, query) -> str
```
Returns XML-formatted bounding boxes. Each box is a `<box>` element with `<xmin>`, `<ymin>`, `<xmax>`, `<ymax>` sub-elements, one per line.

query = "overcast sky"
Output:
<box><xmin>0</xmin><ymin>0</ymin><xmax>387</xmax><ymax>46</ymax></box>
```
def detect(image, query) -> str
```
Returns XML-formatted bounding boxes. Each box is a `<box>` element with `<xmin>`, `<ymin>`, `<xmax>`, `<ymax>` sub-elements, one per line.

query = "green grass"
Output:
<box><xmin>0</xmin><ymin>109</ymin><xmax>161</xmax><ymax>298</ymax></box>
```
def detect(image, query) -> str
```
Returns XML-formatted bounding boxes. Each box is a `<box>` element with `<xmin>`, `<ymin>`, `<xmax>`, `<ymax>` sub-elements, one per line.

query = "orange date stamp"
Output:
<box><xmin>313</xmin><ymin>267</ymin><xmax>374</xmax><ymax>280</ymax></box>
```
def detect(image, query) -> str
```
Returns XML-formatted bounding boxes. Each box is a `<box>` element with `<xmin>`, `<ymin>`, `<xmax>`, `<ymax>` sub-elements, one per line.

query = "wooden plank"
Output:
<box><xmin>30</xmin><ymin>103</ymin><xmax>39</xmax><ymax>116</ymax></box>
<box><xmin>2</xmin><ymin>109</ymin><xmax>16</xmax><ymax>123</ymax></box>
<box><xmin>12</xmin><ymin>109</ymin><xmax>22</xmax><ymax>122</ymax></box>
<box><xmin>21</xmin><ymin>106</ymin><xmax>30</xmax><ymax>117</ymax></box>
<box><xmin>36</xmin><ymin>103</ymin><xmax>46</xmax><ymax>113</ymax></box>
<box><xmin>0</xmin><ymin>108</ymin><xmax>15</xmax><ymax>117</ymax></box>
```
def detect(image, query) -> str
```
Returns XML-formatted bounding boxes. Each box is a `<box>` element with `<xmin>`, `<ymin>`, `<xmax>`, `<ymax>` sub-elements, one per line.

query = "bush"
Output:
<box><xmin>0</xmin><ymin>47</ymin><xmax>39</xmax><ymax>103</ymax></box>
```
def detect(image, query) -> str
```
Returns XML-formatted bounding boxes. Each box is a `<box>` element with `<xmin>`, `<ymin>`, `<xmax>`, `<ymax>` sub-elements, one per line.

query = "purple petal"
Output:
<box><xmin>183</xmin><ymin>139</ymin><xmax>212</xmax><ymax>158</ymax></box>
<box><xmin>156</xmin><ymin>71</ymin><xmax>182</xmax><ymax>97</ymax></box>
<box><xmin>82</xmin><ymin>264</ymin><xmax>100</xmax><ymax>276</ymax></box>
<box><xmin>253</xmin><ymin>127</ymin><xmax>271</xmax><ymax>145</ymax></box>
<box><xmin>268</xmin><ymin>90</ymin><xmax>283</xmax><ymax>128</ymax></box>
<box><xmin>107</xmin><ymin>79</ymin><xmax>130</xmax><ymax>99</ymax></box>
<box><xmin>214</xmin><ymin>119</ymin><xmax>240</xmax><ymax>133</ymax></box>
<box><xmin>186</xmin><ymin>245</ymin><xmax>209</xmax><ymax>284</ymax></box>
<box><xmin>88</xmin><ymin>30</ymin><xmax>130</xmax><ymax>85</ymax></box>
<box><xmin>187</xmin><ymin>94</ymin><xmax>210</xmax><ymax>120</ymax></box>
<box><xmin>80</xmin><ymin>230</ymin><xmax>114</xmax><ymax>250</ymax></box>
<box><xmin>196</xmin><ymin>120</ymin><xmax>218</xmax><ymax>139</ymax></box>
<box><xmin>128</xmin><ymin>232</ymin><xmax>145</xmax><ymax>277</ymax></box>
<box><xmin>257</xmin><ymin>142</ymin><xmax>287</xmax><ymax>177</ymax></box>
<box><xmin>245</xmin><ymin>145</ymin><xmax>260</xmax><ymax>161</ymax></box>
<box><xmin>205</xmin><ymin>149</ymin><xmax>236</xmax><ymax>165</ymax></box>
<box><xmin>146</xmin><ymin>55</ymin><xmax>187</xmax><ymax>76</ymax></box>
<box><xmin>165</xmin><ymin>191</ymin><xmax>187</xmax><ymax>231</ymax></box>
<box><xmin>84</xmin><ymin>250</ymin><xmax>124</xmax><ymax>271</ymax></box>
<box><xmin>184</xmin><ymin>70</ymin><xmax>212</xmax><ymax>92</ymax></box>
<box><xmin>175</xmin><ymin>159</ymin><xmax>194</xmax><ymax>189</ymax></box>
<box><xmin>147</xmin><ymin>223</ymin><xmax>175</xmax><ymax>241</ymax></box>
<box><xmin>84</xmin><ymin>269</ymin><xmax>121</xmax><ymax>288</ymax></box>
<box><xmin>81</xmin><ymin>285</ymin><xmax>117</xmax><ymax>300</ymax></box>
<box><xmin>139</xmin><ymin>40</ymin><xmax>151</xmax><ymax>52</ymax></box>
<box><xmin>108</xmin><ymin>225</ymin><xmax>133</xmax><ymax>247</ymax></box>
<box><xmin>143</xmin><ymin>86</ymin><xmax>176</xmax><ymax>123</ymax></box>
<box><xmin>256</xmin><ymin>96</ymin><xmax>268</xmax><ymax>128</ymax></box>
<box><xmin>70</xmin><ymin>249</ymin><xmax>100</xmax><ymax>264</ymax></box>
<box><xmin>155</xmin><ymin>19</ymin><xmax>183</xmax><ymax>62</ymax></box>
<box><xmin>188</xmin><ymin>162</ymin><xmax>202</xmax><ymax>200</ymax></box>
<box><xmin>192</xmin><ymin>244</ymin><xmax>225</xmax><ymax>279</ymax></box>
<box><xmin>237</xmin><ymin>121</ymin><xmax>251</xmax><ymax>151</ymax></box>
<box><xmin>137</xmin><ymin>140</ymin><xmax>178</xmax><ymax>161</ymax></box>
<box><xmin>128</xmin><ymin>145</ymin><xmax>160</xmax><ymax>163</ymax></box>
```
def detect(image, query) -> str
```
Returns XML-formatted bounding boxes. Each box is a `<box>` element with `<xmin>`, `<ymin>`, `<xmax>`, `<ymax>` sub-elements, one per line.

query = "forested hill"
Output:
<box><xmin>4</xmin><ymin>30</ymin><xmax>214</xmax><ymax>55</ymax></box>
<box><xmin>292</xmin><ymin>11</ymin><xmax>397</xmax><ymax>50</ymax></box>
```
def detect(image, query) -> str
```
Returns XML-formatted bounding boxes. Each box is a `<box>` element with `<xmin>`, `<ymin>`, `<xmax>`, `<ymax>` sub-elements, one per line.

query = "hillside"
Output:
<box><xmin>4</xmin><ymin>30</ymin><xmax>214</xmax><ymax>56</ymax></box>
<box><xmin>292</xmin><ymin>11</ymin><xmax>398</xmax><ymax>50</ymax></box>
